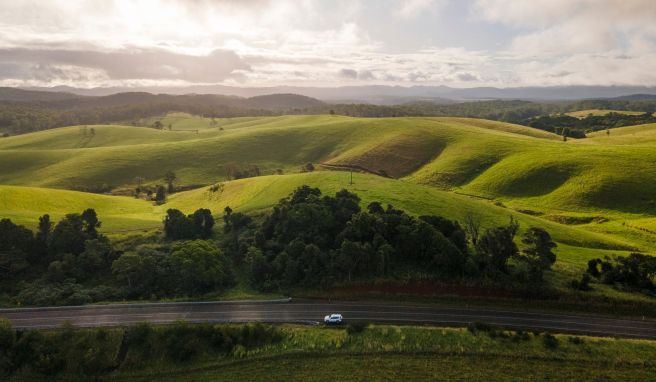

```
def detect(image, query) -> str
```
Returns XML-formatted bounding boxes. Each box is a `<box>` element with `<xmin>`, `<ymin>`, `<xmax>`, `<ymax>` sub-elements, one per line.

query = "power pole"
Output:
<box><xmin>349</xmin><ymin>170</ymin><xmax>353</xmax><ymax>185</ymax></box>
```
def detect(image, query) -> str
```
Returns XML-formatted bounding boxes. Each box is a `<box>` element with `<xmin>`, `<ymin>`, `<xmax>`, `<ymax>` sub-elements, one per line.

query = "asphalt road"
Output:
<box><xmin>2</xmin><ymin>299</ymin><xmax>655</xmax><ymax>339</ymax></box>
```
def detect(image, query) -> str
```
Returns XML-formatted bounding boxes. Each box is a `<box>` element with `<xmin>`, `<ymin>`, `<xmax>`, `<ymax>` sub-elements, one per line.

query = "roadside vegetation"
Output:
<box><xmin>2</xmin><ymin>319</ymin><xmax>655</xmax><ymax>381</ymax></box>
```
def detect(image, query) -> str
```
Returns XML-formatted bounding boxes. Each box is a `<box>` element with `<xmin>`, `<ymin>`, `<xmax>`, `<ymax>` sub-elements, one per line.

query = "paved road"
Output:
<box><xmin>2</xmin><ymin>299</ymin><xmax>655</xmax><ymax>339</ymax></box>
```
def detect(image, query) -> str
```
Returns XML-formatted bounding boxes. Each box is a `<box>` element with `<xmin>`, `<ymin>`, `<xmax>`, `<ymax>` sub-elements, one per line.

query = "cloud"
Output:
<box><xmin>339</xmin><ymin>68</ymin><xmax>358</xmax><ymax>79</ymax></box>
<box><xmin>0</xmin><ymin>47</ymin><xmax>249</xmax><ymax>83</ymax></box>
<box><xmin>398</xmin><ymin>0</ymin><xmax>447</xmax><ymax>19</ymax></box>
<box><xmin>474</xmin><ymin>0</ymin><xmax>656</xmax><ymax>55</ymax></box>
<box><xmin>0</xmin><ymin>0</ymin><xmax>655</xmax><ymax>87</ymax></box>
<box><xmin>457</xmin><ymin>72</ymin><xmax>479</xmax><ymax>82</ymax></box>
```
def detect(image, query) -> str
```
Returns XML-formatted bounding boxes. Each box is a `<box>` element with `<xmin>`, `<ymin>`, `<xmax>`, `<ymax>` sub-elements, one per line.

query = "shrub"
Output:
<box><xmin>123</xmin><ymin>322</ymin><xmax>154</xmax><ymax>351</ymax></box>
<box><xmin>542</xmin><ymin>333</ymin><xmax>559</xmax><ymax>349</ymax></box>
<box><xmin>511</xmin><ymin>330</ymin><xmax>530</xmax><ymax>342</ymax></box>
<box><xmin>568</xmin><ymin>336</ymin><xmax>585</xmax><ymax>345</ymax></box>
<box><xmin>165</xmin><ymin>322</ymin><xmax>200</xmax><ymax>362</ymax></box>
<box><xmin>346</xmin><ymin>322</ymin><xmax>369</xmax><ymax>335</ymax></box>
<box><xmin>570</xmin><ymin>273</ymin><xmax>592</xmax><ymax>291</ymax></box>
<box><xmin>467</xmin><ymin>321</ymin><xmax>494</xmax><ymax>334</ymax></box>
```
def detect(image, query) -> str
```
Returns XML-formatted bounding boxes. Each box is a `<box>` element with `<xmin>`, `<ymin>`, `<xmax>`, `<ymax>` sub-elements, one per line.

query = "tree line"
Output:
<box><xmin>571</xmin><ymin>254</ymin><xmax>656</xmax><ymax>294</ymax></box>
<box><xmin>0</xmin><ymin>208</ymin><xmax>233</xmax><ymax>305</ymax></box>
<box><xmin>221</xmin><ymin>186</ymin><xmax>557</xmax><ymax>292</ymax></box>
<box><xmin>4</xmin><ymin>97</ymin><xmax>656</xmax><ymax>137</ymax></box>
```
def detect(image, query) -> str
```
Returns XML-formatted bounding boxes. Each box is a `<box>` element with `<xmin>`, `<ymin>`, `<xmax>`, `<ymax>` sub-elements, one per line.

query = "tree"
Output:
<box><xmin>163</xmin><ymin>208</ymin><xmax>215</xmax><ymax>240</ymax></box>
<box><xmin>303</xmin><ymin>162</ymin><xmax>315</xmax><ymax>172</ymax></box>
<box><xmin>164</xmin><ymin>209</ymin><xmax>192</xmax><ymax>240</ymax></box>
<box><xmin>170</xmin><ymin>240</ymin><xmax>234</xmax><ymax>295</ymax></box>
<box><xmin>164</xmin><ymin>171</ymin><xmax>177</xmax><ymax>193</ymax></box>
<box><xmin>81</xmin><ymin>208</ymin><xmax>101</xmax><ymax>239</ymax></box>
<box><xmin>0</xmin><ymin>219</ymin><xmax>33</xmax><ymax>277</ymax></box>
<box><xmin>76</xmin><ymin>238</ymin><xmax>112</xmax><ymax>279</ymax></box>
<box><xmin>155</xmin><ymin>185</ymin><xmax>167</xmax><ymax>204</ymax></box>
<box><xmin>153</xmin><ymin>120</ymin><xmax>163</xmax><ymax>129</ymax></box>
<box><xmin>475</xmin><ymin>217</ymin><xmax>519</xmax><ymax>275</ymax></box>
<box><xmin>32</xmin><ymin>214</ymin><xmax>52</xmax><ymax>264</ymax></box>
<box><xmin>191</xmin><ymin>208</ymin><xmax>215</xmax><ymax>239</ymax></box>
<box><xmin>463</xmin><ymin>211</ymin><xmax>481</xmax><ymax>246</ymax></box>
<box><xmin>521</xmin><ymin>227</ymin><xmax>557</xmax><ymax>270</ymax></box>
<box><xmin>50</xmin><ymin>214</ymin><xmax>87</xmax><ymax>256</ymax></box>
<box><xmin>36</xmin><ymin>214</ymin><xmax>52</xmax><ymax>245</ymax></box>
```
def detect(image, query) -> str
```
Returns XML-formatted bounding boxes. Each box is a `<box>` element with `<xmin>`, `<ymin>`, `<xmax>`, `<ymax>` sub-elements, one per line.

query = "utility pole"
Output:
<box><xmin>349</xmin><ymin>170</ymin><xmax>353</xmax><ymax>185</ymax></box>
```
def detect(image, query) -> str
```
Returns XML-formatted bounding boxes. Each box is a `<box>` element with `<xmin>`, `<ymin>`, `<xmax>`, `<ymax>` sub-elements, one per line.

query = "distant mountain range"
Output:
<box><xmin>0</xmin><ymin>88</ymin><xmax>324</xmax><ymax>110</ymax></box>
<box><xmin>18</xmin><ymin>84</ymin><xmax>656</xmax><ymax>104</ymax></box>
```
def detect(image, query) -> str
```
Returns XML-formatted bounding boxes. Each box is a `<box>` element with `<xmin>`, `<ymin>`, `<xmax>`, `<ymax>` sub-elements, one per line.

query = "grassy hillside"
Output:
<box><xmin>2</xmin><ymin>172</ymin><xmax>649</xmax><ymax>272</ymax></box>
<box><xmin>1</xmin><ymin>114</ymin><xmax>655</xmax><ymax>253</ymax></box>
<box><xmin>0</xmin><ymin>185</ymin><xmax>160</xmax><ymax>231</ymax></box>
<box><xmin>5</xmin><ymin>114</ymin><xmax>654</xmax><ymax>216</ymax></box>
<box><xmin>584</xmin><ymin>122</ymin><xmax>656</xmax><ymax>144</ymax></box>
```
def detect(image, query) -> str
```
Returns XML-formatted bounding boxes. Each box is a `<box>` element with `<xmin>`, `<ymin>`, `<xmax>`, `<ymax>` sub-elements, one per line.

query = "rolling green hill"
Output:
<box><xmin>0</xmin><ymin>184</ymin><xmax>160</xmax><ymax>231</ymax></box>
<box><xmin>0</xmin><ymin>170</ymin><xmax>643</xmax><ymax>282</ymax></box>
<box><xmin>1</xmin><ymin>114</ymin><xmax>655</xmax><ymax>258</ymax></box>
<box><xmin>4</xmin><ymin>114</ymin><xmax>645</xmax><ymax>213</ymax></box>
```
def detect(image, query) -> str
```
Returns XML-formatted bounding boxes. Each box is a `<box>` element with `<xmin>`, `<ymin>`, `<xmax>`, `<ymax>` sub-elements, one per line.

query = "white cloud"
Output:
<box><xmin>0</xmin><ymin>0</ymin><xmax>654</xmax><ymax>87</ymax></box>
<box><xmin>397</xmin><ymin>0</ymin><xmax>447</xmax><ymax>19</ymax></box>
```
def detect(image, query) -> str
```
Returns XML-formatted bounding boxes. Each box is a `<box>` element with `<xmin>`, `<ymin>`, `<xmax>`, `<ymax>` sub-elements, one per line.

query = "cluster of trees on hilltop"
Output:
<box><xmin>222</xmin><ymin>186</ymin><xmax>558</xmax><ymax>292</ymax></box>
<box><xmin>528</xmin><ymin>112</ymin><xmax>656</xmax><ymax>136</ymax></box>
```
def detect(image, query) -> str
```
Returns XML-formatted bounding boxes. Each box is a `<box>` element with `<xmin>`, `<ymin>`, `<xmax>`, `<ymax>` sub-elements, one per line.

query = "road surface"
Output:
<box><xmin>2</xmin><ymin>299</ymin><xmax>655</xmax><ymax>339</ymax></box>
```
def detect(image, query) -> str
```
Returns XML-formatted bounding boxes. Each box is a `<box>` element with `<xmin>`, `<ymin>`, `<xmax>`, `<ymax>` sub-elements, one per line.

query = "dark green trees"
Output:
<box><xmin>0</xmin><ymin>219</ymin><xmax>33</xmax><ymax>278</ymax></box>
<box><xmin>163</xmin><ymin>208</ymin><xmax>215</xmax><ymax>240</ymax></box>
<box><xmin>170</xmin><ymin>240</ymin><xmax>234</xmax><ymax>295</ymax></box>
<box><xmin>236</xmin><ymin>186</ymin><xmax>470</xmax><ymax>290</ymax></box>
<box><xmin>519</xmin><ymin>227</ymin><xmax>557</xmax><ymax>281</ymax></box>
<box><xmin>155</xmin><ymin>185</ymin><xmax>167</xmax><ymax>204</ymax></box>
<box><xmin>475</xmin><ymin>218</ymin><xmax>519</xmax><ymax>275</ymax></box>
<box><xmin>113</xmin><ymin>241</ymin><xmax>234</xmax><ymax>297</ymax></box>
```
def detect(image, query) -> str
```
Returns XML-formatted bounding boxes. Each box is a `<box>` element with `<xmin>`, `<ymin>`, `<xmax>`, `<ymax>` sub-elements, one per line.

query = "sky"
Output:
<box><xmin>0</xmin><ymin>0</ymin><xmax>655</xmax><ymax>89</ymax></box>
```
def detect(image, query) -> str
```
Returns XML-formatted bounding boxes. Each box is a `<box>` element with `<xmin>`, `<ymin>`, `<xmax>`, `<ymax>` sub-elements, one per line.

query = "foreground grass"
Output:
<box><xmin>114</xmin><ymin>353</ymin><xmax>655</xmax><ymax>382</ymax></box>
<box><xmin>87</xmin><ymin>325</ymin><xmax>656</xmax><ymax>381</ymax></box>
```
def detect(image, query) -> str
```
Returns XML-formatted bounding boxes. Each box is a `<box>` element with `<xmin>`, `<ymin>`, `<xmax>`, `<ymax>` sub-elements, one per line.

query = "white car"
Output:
<box><xmin>324</xmin><ymin>313</ymin><xmax>343</xmax><ymax>325</ymax></box>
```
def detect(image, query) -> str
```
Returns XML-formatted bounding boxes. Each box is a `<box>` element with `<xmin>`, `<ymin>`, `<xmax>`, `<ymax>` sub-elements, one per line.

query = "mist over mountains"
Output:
<box><xmin>19</xmin><ymin>85</ymin><xmax>656</xmax><ymax>105</ymax></box>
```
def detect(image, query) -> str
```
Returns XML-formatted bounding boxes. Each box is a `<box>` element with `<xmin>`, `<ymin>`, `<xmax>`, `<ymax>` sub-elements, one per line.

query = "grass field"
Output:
<box><xmin>2</xmin><ymin>114</ymin><xmax>656</xmax><ymax>272</ymax></box>
<box><xmin>50</xmin><ymin>325</ymin><xmax>656</xmax><ymax>382</ymax></box>
<box><xmin>2</xmin><ymin>115</ymin><xmax>655</xmax><ymax>218</ymax></box>
<box><xmin>0</xmin><ymin>184</ymin><xmax>160</xmax><ymax>231</ymax></box>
